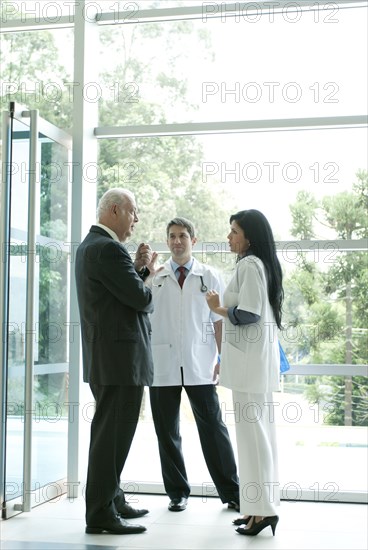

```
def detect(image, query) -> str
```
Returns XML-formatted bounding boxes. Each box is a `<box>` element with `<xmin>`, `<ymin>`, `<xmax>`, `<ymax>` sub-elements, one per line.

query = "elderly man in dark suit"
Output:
<box><xmin>75</xmin><ymin>188</ymin><xmax>156</xmax><ymax>535</ymax></box>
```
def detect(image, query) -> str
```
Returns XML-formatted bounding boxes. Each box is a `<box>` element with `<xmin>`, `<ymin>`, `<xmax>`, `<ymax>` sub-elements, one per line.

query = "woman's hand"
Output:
<box><xmin>206</xmin><ymin>290</ymin><xmax>220</xmax><ymax>311</ymax></box>
<box><xmin>206</xmin><ymin>290</ymin><xmax>228</xmax><ymax>318</ymax></box>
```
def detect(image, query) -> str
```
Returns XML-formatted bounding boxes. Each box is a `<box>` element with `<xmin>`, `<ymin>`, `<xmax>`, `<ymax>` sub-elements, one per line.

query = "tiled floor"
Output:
<box><xmin>1</xmin><ymin>493</ymin><xmax>367</xmax><ymax>550</ymax></box>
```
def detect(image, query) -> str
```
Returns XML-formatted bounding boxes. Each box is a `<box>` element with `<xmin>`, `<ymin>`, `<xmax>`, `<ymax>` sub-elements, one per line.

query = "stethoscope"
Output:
<box><xmin>199</xmin><ymin>275</ymin><xmax>208</xmax><ymax>293</ymax></box>
<box><xmin>153</xmin><ymin>274</ymin><xmax>208</xmax><ymax>292</ymax></box>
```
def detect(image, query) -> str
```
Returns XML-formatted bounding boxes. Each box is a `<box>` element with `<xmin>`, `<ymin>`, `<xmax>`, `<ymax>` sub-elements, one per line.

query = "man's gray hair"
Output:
<box><xmin>96</xmin><ymin>188</ymin><xmax>135</xmax><ymax>220</ymax></box>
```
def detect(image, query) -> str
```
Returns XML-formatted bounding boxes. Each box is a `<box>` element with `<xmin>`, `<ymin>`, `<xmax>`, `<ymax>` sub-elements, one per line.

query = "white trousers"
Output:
<box><xmin>233</xmin><ymin>391</ymin><xmax>280</xmax><ymax>517</ymax></box>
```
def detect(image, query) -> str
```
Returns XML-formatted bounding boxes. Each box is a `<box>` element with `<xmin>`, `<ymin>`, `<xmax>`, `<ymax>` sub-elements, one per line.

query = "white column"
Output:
<box><xmin>67</xmin><ymin>0</ymin><xmax>98</xmax><ymax>499</ymax></box>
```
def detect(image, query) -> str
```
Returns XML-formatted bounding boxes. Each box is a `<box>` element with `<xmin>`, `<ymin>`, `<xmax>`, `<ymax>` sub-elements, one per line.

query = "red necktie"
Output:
<box><xmin>177</xmin><ymin>266</ymin><xmax>186</xmax><ymax>288</ymax></box>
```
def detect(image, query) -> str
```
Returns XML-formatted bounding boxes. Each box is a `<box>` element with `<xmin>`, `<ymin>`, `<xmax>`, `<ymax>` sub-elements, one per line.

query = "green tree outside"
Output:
<box><xmin>287</xmin><ymin>171</ymin><xmax>368</xmax><ymax>426</ymax></box>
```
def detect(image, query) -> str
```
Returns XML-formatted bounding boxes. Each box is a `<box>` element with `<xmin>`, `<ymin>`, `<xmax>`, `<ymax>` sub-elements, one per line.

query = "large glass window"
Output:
<box><xmin>97</xmin><ymin>3</ymin><xmax>367</xmax><ymax>125</ymax></box>
<box><xmin>2</xmin><ymin>1</ymin><xmax>366</xmax><ymax>504</ymax></box>
<box><xmin>122</xmin><ymin>376</ymin><xmax>367</xmax><ymax>497</ymax></box>
<box><xmin>119</xmin><ymin>246</ymin><xmax>367</xmax><ymax>499</ymax></box>
<box><xmin>92</xmin><ymin>2</ymin><xmax>368</xmax><ymax>501</ymax></box>
<box><xmin>97</xmin><ymin>127</ymin><xmax>367</xmax><ymax>244</ymax></box>
<box><xmin>0</xmin><ymin>28</ymin><xmax>74</xmax><ymax>130</ymax></box>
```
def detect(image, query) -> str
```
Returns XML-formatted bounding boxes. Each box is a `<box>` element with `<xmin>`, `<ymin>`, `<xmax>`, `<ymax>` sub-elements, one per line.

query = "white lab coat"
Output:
<box><xmin>149</xmin><ymin>258</ymin><xmax>223</xmax><ymax>386</ymax></box>
<box><xmin>220</xmin><ymin>255</ymin><xmax>280</xmax><ymax>393</ymax></box>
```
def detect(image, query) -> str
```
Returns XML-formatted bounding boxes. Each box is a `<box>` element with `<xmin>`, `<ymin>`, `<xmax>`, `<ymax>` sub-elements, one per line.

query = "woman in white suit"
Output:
<box><xmin>206</xmin><ymin>209</ymin><xmax>284</xmax><ymax>537</ymax></box>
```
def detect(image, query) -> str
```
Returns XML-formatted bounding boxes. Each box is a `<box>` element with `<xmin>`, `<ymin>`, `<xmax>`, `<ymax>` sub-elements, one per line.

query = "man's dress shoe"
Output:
<box><xmin>85</xmin><ymin>515</ymin><xmax>146</xmax><ymax>534</ymax></box>
<box><xmin>168</xmin><ymin>497</ymin><xmax>188</xmax><ymax>512</ymax></box>
<box><xmin>116</xmin><ymin>502</ymin><xmax>149</xmax><ymax>519</ymax></box>
<box><xmin>228</xmin><ymin>500</ymin><xmax>240</xmax><ymax>512</ymax></box>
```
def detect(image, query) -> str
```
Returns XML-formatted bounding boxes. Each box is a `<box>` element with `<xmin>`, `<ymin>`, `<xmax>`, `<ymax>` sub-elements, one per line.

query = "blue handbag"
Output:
<box><xmin>279</xmin><ymin>342</ymin><xmax>290</xmax><ymax>373</ymax></box>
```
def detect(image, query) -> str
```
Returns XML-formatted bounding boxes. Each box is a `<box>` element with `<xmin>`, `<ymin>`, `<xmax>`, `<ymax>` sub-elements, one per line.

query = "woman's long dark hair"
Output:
<box><xmin>230</xmin><ymin>209</ymin><xmax>284</xmax><ymax>329</ymax></box>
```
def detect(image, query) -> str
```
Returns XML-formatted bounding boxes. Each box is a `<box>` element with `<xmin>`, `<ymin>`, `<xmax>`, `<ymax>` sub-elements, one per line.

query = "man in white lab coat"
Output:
<box><xmin>149</xmin><ymin>217</ymin><xmax>239</xmax><ymax>512</ymax></box>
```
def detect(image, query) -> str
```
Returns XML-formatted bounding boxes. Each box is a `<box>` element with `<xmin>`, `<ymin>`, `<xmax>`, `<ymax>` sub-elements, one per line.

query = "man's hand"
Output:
<box><xmin>134</xmin><ymin>243</ymin><xmax>153</xmax><ymax>272</ymax></box>
<box><xmin>146</xmin><ymin>252</ymin><xmax>164</xmax><ymax>277</ymax></box>
<box><xmin>213</xmin><ymin>362</ymin><xmax>220</xmax><ymax>384</ymax></box>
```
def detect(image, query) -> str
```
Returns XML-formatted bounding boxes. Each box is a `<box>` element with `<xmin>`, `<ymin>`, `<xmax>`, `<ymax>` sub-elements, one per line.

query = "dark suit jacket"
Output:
<box><xmin>75</xmin><ymin>225</ymin><xmax>154</xmax><ymax>386</ymax></box>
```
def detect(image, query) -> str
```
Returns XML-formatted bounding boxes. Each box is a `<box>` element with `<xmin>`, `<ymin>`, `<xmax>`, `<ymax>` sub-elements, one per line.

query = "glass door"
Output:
<box><xmin>0</xmin><ymin>103</ymin><xmax>72</xmax><ymax>518</ymax></box>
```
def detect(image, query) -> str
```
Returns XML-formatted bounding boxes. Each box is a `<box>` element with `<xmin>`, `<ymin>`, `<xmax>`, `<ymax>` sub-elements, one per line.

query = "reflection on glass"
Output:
<box><xmin>6</xmin><ymin>127</ymin><xmax>70</xmax><ymax>499</ymax></box>
<box><xmin>31</xmin><ymin>138</ymin><xmax>70</xmax><ymax>489</ymax></box>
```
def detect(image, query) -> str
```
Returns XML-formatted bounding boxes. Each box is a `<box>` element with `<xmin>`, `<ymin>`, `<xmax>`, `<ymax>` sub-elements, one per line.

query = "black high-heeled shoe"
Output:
<box><xmin>236</xmin><ymin>515</ymin><xmax>279</xmax><ymax>536</ymax></box>
<box><xmin>232</xmin><ymin>515</ymin><xmax>251</xmax><ymax>526</ymax></box>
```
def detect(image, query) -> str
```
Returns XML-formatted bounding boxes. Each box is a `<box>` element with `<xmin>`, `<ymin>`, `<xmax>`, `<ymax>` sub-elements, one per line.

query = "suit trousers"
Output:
<box><xmin>85</xmin><ymin>384</ymin><xmax>144</xmax><ymax>525</ymax></box>
<box><xmin>150</xmin><ymin>384</ymin><xmax>239</xmax><ymax>503</ymax></box>
<box><xmin>233</xmin><ymin>390</ymin><xmax>280</xmax><ymax>517</ymax></box>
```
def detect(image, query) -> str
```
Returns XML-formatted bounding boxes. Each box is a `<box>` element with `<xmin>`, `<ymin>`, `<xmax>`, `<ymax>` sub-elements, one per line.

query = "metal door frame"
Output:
<box><xmin>0</xmin><ymin>104</ymin><xmax>72</xmax><ymax>518</ymax></box>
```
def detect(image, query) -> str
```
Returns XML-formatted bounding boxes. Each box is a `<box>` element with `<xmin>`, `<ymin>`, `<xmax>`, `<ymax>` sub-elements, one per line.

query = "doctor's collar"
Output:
<box><xmin>170</xmin><ymin>257</ymin><xmax>194</xmax><ymax>273</ymax></box>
